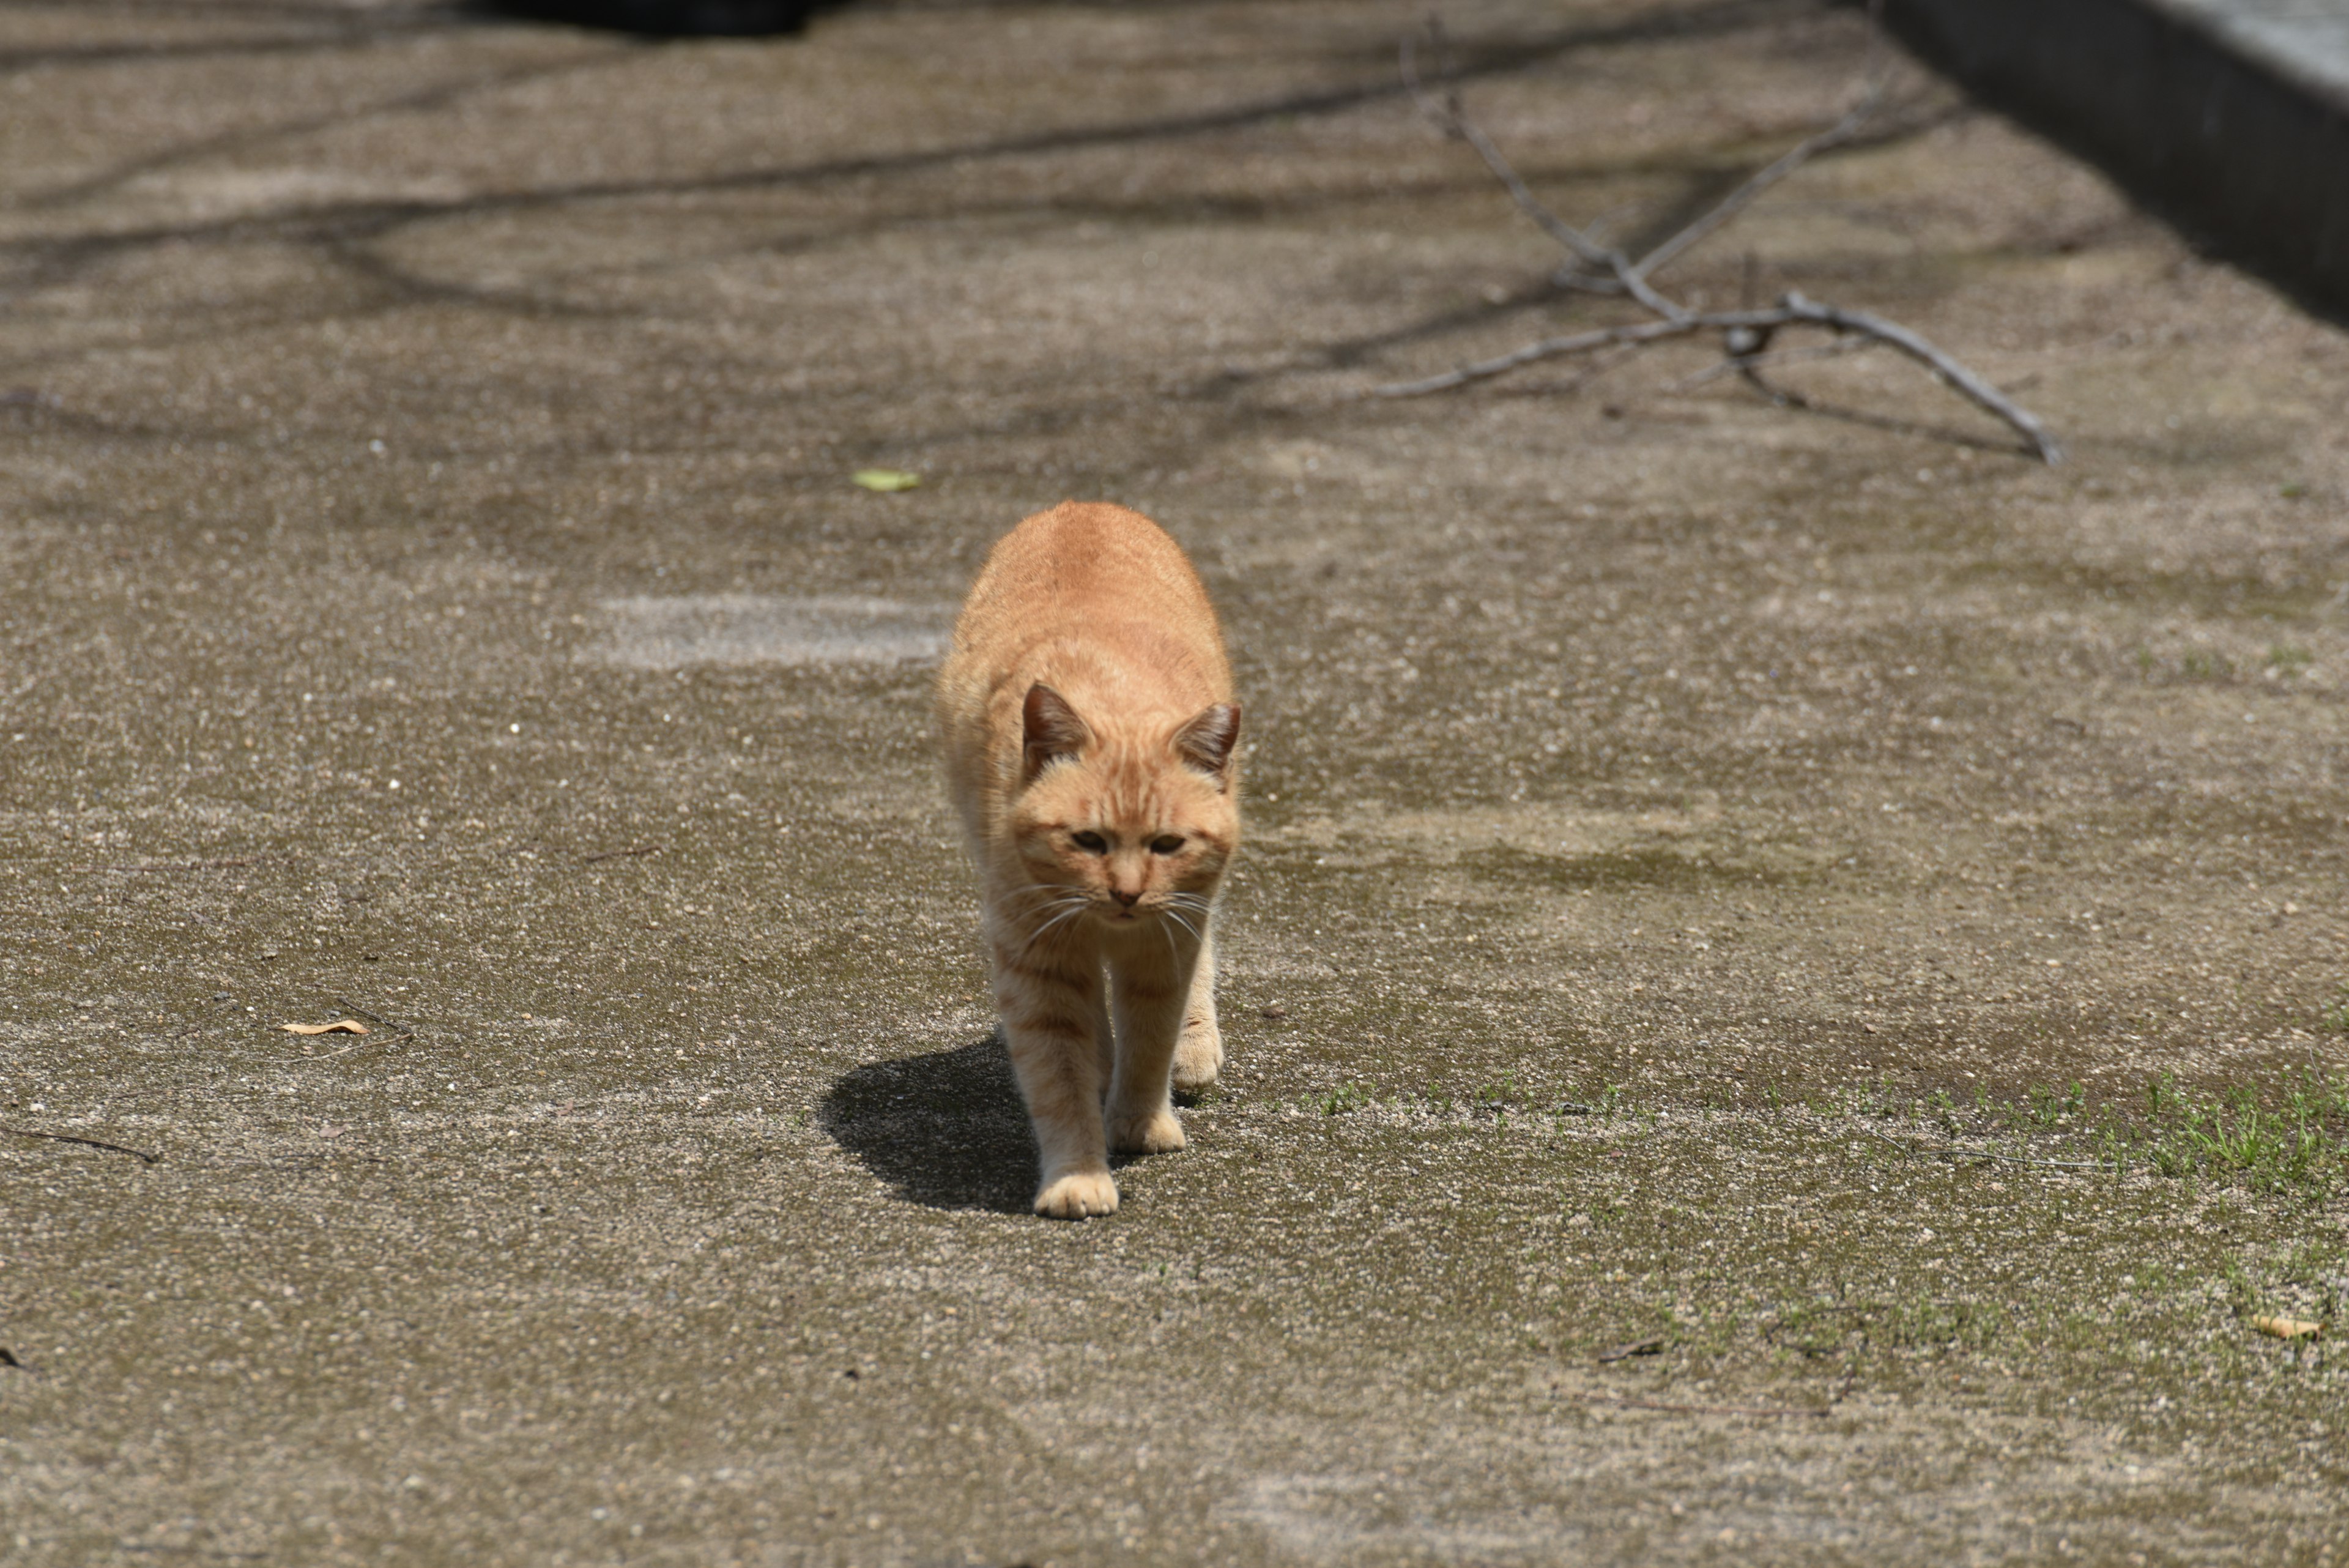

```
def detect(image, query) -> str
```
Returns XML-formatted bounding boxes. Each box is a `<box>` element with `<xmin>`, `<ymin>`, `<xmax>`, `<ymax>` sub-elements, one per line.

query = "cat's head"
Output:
<box><xmin>1008</xmin><ymin>683</ymin><xmax>1240</xmax><ymax>929</ymax></box>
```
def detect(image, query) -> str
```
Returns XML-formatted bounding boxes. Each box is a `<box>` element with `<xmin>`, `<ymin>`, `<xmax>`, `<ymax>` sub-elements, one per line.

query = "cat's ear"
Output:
<box><xmin>1173</xmin><ymin>702</ymin><xmax>1241</xmax><ymax>785</ymax></box>
<box><xmin>1022</xmin><ymin>683</ymin><xmax>1092</xmax><ymax>779</ymax></box>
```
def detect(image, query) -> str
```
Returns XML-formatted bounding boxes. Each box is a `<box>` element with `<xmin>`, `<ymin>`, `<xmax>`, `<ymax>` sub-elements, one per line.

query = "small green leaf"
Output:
<box><xmin>852</xmin><ymin>468</ymin><xmax>921</xmax><ymax>492</ymax></box>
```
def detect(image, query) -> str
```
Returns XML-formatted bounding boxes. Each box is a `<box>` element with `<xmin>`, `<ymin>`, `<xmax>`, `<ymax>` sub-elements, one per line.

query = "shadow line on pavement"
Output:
<box><xmin>0</xmin><ymin>0</ymin><xmax>1809</xmax><ymax>289</ymax></box>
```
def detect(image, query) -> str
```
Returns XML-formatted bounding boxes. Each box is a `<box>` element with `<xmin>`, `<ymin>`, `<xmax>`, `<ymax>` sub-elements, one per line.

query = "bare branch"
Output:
<box><xmin>1777</xmin><ymin>291</ymin><xmax>2063</xmax><ymax>463</ymax></box>
<box><xmin>1378</xmin><ymin>320</ymin><xmax>1692</xmax><ymax>397</ymax></box>
<box><xmin>1400</xmin><ymin>29</ymin><xmax>1611</xmax><ymax>271</ymax></box>
<box><xmin>1636</xmin><ymin>0</ymin><xmax>1898</xmax><ymax>283</ymax></box>
<box><xmin>1373</xmin><ymin>292</ymin><xmax>2061</xmax><ymax>462</ymax></box>
<box><xmin>1401</xmin><ymin>28</ymin><xmax>1688</xmax><ymax>321</ymax></box>
<box><xmin>1667</xmin><ymin>333</ymin><xmax>1878</xmax><ymax>393</ymax></box>
<box><xmin>1375</xmin><ymin>6</ymin><xmax>2064</xmax><ymax>464</ymax></box>
<box><xmin>1631</xmin><ymin>87</ymin><xmax>1883</xmax><ymax>284</ymax></box>
<box><xmin>1863</xmin><ymin>1128</ymin><xmax>2101</xmax><ymax>1170</ymax></box>
<box><xmin>1</xmin><ymin>1122</ymin><xmax>160</xmax><ymax>1164</ymax></box>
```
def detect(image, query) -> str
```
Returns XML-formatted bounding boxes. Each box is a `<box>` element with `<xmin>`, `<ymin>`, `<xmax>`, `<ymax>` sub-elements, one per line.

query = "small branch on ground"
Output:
<box><xmin>1556</xmin><ymin>1389</ymin><xmax>1833</xmax><ymax>1418</ymax></box>
<box><xmin>1</xmin><ymin>1123</ymin><xmax>161</xmax><ymax>1164</ymax></box>
<box><xmin>1863</xmin><ymin>1128</ymin><xmax>2101</xmax><ymax>1170</ymax></box>
<box><xmin>333</xmin><ymin>996</ymin><xmax>415</xmax><ymax>1036</ymax></box>
<box><xmin>581</xmin><ymin>843</ymin><xmax>666</xmax><ymax>863</ymax></box>
<box><xmin>1379</xmin><ymin>10</ymin><xmax>2062</xmax><ymax>464</ymax></box>
<box><xmin>1667</xmin><ymin>334</ymin><xmax>1877</xmax><ymax>393</ymax></box>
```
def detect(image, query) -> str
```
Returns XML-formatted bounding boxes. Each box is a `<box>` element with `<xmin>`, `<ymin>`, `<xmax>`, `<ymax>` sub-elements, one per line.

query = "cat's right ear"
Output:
<box><xmin>1174</xmin><ymin>702</ymin><xmax>1241</xmax><ymax>786</ymax></box>
<box><xmin>1022</xmin><ymin>684</ymin><xmax>1091</xmax><ymax>780</ymax></box>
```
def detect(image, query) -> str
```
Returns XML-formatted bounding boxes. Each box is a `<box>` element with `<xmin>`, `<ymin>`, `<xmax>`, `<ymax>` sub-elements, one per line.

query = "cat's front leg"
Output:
<box><xmin>1104</xmin><ymin>930</ymin><xmax>1197</xmax><ymax>1154</ymax></box>
<box><xmin>992</xmin><ymin>938</ymin><xmax>1119</xmax><ymax>1218</ymax></box>
<box><xmin>1170</xmin><ymin>923</ymin><xmax>1223</xmax><ymax>1093</ymax></box>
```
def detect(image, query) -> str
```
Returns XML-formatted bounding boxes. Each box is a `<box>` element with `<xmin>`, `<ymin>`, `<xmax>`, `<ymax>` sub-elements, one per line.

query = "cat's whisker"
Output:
<box><xmin>1001</xmin><ymin>883</ymin><xmax>1085</xmax><ymax>911</ymax></box>
<box><xmin>989</xmin><ymin>897</ymin><xmax>1086</xmax><ymax>945</ymax></box>
<box><xmin>1006</xmin><ymin>887</ymin><xmax>1089</xmax><ymax>918</ymax></box>
<box><xmin>1027</xmin><ymin>901</ymin><xmax>1089</xmax><ymax>935</ymax></box>
<box><xmin>1013</xmin><ymin>902</ymin><xmax>1090</xmax><ymax>961</ymax></box>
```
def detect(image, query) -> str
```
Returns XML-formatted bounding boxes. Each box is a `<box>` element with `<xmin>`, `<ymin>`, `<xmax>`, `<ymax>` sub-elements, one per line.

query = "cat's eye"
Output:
<box><xmin>1149</xmin><ymin>836</ymin><xmax>1186</xmax><ymax>855</ymax></box>
<box><xmin>1071</xmin><ymin>831</ymin><xmax>1109</xmax><ymax>853</ymax></box>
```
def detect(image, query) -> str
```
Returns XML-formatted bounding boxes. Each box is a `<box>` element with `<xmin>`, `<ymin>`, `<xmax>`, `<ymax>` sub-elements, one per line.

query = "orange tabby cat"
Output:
<box><xmin>938</xmin><ymin>501</ymin><xmax>1241</xmax><ymax>1219</ymax></box>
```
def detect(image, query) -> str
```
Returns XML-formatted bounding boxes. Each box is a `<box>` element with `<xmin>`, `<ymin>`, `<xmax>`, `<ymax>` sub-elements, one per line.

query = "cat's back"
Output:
<box><xmin>938</xmin><ymin>501</ymin><xmax>1230</xmax><ymax>806</ymax></box>
<box><xmin>952</xmin><ymin>502</ymin><xmax>1220</xmax><ymax>656</ymax></box>
<box><xmin>943</xmin><ymin>501</ymin><xmax>1228</xmax><ymax>694</ymax></box>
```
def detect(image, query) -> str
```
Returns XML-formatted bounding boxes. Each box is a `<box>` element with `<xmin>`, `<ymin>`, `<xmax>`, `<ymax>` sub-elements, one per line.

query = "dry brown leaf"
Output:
<box><xmin>282</xmin><ymin>1019</ymin><xmax>368</xmax><ymax>1036</ymax></box>
<box><xmin>2250</xmin><ymin>1315</ymin><xmax>2324</xmax><ymax>1340</ymax></box>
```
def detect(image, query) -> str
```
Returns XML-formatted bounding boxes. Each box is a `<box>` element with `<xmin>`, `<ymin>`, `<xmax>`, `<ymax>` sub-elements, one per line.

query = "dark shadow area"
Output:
<box><xmin>25</xmin><ymin>49</ymin><xmax>634</xmax><ymax>212</ymax></box>
<box><xmin>1876</xmin><ymin>0</ymin><xmax>2349</xmax><ymax>324</ymax></box>
<box><xmin>0</xmin><ymin>4</ymin><xmax>466</xmax><ymax>77</ymax></box>
<box><xmin>0</xmin><ymin>0</ymin><xmax>1805</xmax><ymax>294</ymax></box>
<box><xmin>473</xmin><ymin>0</ymin><xmax>828</xmax><ymax>34</ymax></box>
<box><xmin>1729</xmin><ymin>379</ymin><xmax>2044</xmax><ymax>459</ymax></box>
<box><xmin>820</xmin><ymin>1035</ymin><xmax>1037</xmax><ymax>1213</ymax></box>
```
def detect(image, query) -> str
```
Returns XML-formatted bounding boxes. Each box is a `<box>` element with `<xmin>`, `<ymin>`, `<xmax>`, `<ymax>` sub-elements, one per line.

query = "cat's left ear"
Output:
<box><xmin>1174</xmin><ymin>702</ymin><xmax>1241</xmax><ymax>786</ymax></box>
<box><xmin>1023</xmin><ymin>683</ymin><xmax>1092</xmax><ymax>779</ymax></box>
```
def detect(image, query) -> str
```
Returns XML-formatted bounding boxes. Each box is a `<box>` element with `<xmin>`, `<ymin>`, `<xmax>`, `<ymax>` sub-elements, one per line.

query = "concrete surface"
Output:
<box><xmin>2</xmin><ymin>1</ymin><xmax>2347</xmax><ymax>1564</ymax></box>
<box><xmin>2145</xmin><ymin>0</ymin><xmax>2349</xmax><ymax>113</ymax></box>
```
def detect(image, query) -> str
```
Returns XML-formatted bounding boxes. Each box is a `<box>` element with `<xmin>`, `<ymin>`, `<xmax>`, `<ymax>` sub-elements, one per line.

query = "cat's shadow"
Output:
<box><xmin>819</xmin><ymin>1033</ymin><xmax>1038</xmax><ymax>1214</ymax></box>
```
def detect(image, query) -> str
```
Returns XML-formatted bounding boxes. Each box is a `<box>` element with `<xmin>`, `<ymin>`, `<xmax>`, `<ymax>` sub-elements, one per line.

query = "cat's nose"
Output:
<box><xmin>1111</xmin><ymin>886</ymin><xmax>1140</xmax><ymax>907</ymax></box>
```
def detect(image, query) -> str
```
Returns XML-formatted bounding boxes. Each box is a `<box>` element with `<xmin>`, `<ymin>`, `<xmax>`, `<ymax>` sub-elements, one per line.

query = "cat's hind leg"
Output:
<box><xmin>1170</xmin><ymin>923</ymin><xmax>1223</xmax><ymax>1093</ymax></box>
<box><xmin>992</xmin><ymin>936</ymin><xmax>1118</xmax><ymax>1218</ymax></box>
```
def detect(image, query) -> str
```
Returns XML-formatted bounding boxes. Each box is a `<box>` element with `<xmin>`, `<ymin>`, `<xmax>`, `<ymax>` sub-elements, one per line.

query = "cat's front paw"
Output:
<box><xmin>1034</xmin><ymin>1169</ymin><xmax>1120</xmax><ymax>1219</ymax></box>
<box><xmin>1171</xmin><ymin>1020</ymin><xmax>1223</xmax><ymax>1091</ymax></box>
<box><xmin>1108</xmin><ymin>1108</ymin><xmax>1186</xmax><ymax>1154</ymax></box>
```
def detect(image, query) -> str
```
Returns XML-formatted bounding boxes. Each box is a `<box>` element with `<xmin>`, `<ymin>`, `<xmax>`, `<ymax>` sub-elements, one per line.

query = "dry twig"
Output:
<box><xmin>1668</xmin><ymin>334</ymin><xmax>1877</xmax><ymax>393</ymax></box>
<box><xmin>1</xmin><ymin>1122</ymin><xmax>160</xmax><ymax>1164</ymax></box>
<box><xmin>581</xmin><ymin>843</ymin><xmax>667</xmax><ymax>863</ymax></box>
<box><xmin>333</xmin><ymin>995</ymin><xmax>415</xmax><ymax>1036</ymax></box>
<box><xmin>1381</xmin><ymin>15</ymin><xmax>2061</xmax><ymax>464</ymax></box>
<box><xmin>1557</xmin><ymin>1389</ymin><xmax>1832</xmax><ymax>1418</ymax></box>
<box><xmin>1862</xmin><ymin>1128</ymin><xmax>2100</xmax><ymax>1170</ymax></box>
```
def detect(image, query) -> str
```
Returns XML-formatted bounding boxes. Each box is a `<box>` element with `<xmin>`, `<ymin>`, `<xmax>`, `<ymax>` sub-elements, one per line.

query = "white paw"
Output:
<box><xmin>1034</xmin><ymin>1169</ymin><xmax>1120</xmax><ymax>1219</ymax></box>
<box><xmin>1171</xmin><ymin>1024</ymin><xmax>1223</xmax><ymax>1092</ymax></box>
<box><xmin>1108</xmin><ymin>1109</ymin><xmax>1186</xmax><ymax>1155</ymax></box>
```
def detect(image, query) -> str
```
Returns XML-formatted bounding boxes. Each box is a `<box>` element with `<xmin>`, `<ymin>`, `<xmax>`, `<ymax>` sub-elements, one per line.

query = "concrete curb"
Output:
<box><xmin>1881</xmin><ymin>0</ymin><xmax>2349</xmax><ymax>316</ymax></box>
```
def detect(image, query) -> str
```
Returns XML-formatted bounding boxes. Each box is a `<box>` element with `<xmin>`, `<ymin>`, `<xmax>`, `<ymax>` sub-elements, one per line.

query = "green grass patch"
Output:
<box><xmin>1924</xmin><ymin>1071</ymin><xmax>2349</xmax><ymax>1197</ymax></box>
<box><xmin>1726</xmin><ymin>1068</ymin><xmax>2349</xmax><ymax>1197</ymax></box>
<box><xmin>2129</xmin><ymin>1073</ymin><xmax>2349</xmax><ymax>1194</ymax></box>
